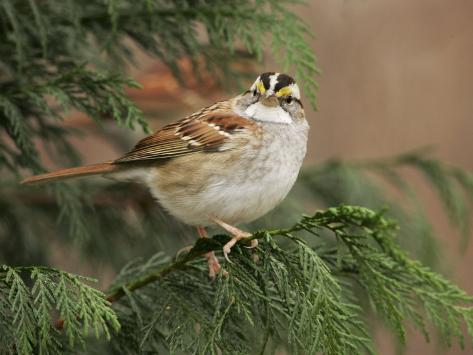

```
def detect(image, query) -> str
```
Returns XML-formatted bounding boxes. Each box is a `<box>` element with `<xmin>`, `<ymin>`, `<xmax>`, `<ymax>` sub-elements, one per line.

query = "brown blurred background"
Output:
<box><xmin>308</xmin><ymin>1</ymin><xmax>473</xmax><ymax>354</ymax></box>
<box><xmin>60</xmin><ymin>1</ymin><xmax>473</xmax><ymax>353</ymax></box>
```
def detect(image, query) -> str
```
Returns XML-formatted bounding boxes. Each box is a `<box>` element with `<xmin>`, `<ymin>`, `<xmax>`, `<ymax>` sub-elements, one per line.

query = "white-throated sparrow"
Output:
<box><xmin>22</xmin><ymin>72</ymin><xmax>309</xmax><ymax>277</ymax></box>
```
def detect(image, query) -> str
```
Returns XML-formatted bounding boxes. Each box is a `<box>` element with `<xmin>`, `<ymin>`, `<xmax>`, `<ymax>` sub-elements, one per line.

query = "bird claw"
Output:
<box><xmin>222</xmin><ymin>232</ymin><xmax>253</xmax><ymax>263</ymax></box>
<box><xmin>244</xmin><ymin>239</ymin><xmax>258</xmax><ymax>249</ymax></box>
<box><xmin>207</xmin><ymin>216</ymin><xmax>255</xmax><ymax>264</ymax></box>
<box><xmin>223</xmin><ymin>244</ymin><xmax>233</xmax><ymax>263</ymax></box>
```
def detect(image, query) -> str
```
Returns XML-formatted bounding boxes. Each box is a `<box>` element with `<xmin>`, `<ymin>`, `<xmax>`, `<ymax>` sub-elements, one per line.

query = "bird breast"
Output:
<box><xmin>146</xmin><ymin>120</ymin><xmax>309</xmax><ymax>226</ymax></box>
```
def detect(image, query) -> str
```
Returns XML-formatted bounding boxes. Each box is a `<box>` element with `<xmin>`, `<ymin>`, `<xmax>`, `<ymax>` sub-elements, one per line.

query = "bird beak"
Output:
<box><xmin>260</xmin><ymin>95</ymin><xmax>278</xmax><ymax>107</ymax></box>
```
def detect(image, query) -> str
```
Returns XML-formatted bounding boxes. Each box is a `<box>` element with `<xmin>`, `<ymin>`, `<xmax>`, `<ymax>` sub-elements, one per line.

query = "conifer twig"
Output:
<box><xmin>105</xmin><ymin>227</ymin><xmax>299</xmax><ymax>303</ymax></box>
<box><xmin>53</xmin><ymin>224</ymin><xmax>298</xmax><ymax>329</ymax></box>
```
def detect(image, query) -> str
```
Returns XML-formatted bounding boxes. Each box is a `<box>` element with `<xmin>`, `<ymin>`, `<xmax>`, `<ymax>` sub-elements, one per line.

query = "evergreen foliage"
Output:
<box><xmin>1</xmin><ymin>0</ymin><xmax>473</xmax><ymax>354</ymax></box>
<box><xmin>297</xmin><ymin>148</ymin><xmax>473</xmax><ymax>254</ymax></box>
<box><xmin>1</xmin><ymin>266</ymin><xmax>119</xmax><ymax>354</ymax></box>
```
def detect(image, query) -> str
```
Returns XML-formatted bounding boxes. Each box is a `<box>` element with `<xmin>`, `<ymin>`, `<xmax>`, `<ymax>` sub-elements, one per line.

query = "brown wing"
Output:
<box><xmin>114</xmin><ymin>110</ymin><xmax>256</xmax><ymax>163</ymax></box>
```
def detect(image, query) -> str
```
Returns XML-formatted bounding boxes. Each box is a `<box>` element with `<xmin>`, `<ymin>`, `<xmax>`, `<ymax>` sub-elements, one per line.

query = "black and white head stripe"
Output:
<box><xmin>273</xmin><ymin>74</ymin><xmax>295</xmax><ymax>92</ymax></box>
<box><xmin>250</xmin><ymin>72</ymin><xmax>301</xmax><ymax>100</ymax></box>
<box><xmin>260</xmin><ymin>72</ymin><xmax>274</xmax><ymax>92</ymax></box>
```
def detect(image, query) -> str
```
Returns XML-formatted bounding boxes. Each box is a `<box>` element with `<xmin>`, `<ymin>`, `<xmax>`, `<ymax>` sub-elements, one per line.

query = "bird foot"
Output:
<box><xmin>205</xmin><ymin>251</ymin><xmax>222</xmax><ymax>279</ymax></box>
<box><xmin>207</xmin><ymin>216</ymin><xmax>257</xmax><ymax>263</ymax></box>
<box><xmin>222</xmin><ymin>231</ymin><xmax>254</xmax><ymax>262</ymax></box>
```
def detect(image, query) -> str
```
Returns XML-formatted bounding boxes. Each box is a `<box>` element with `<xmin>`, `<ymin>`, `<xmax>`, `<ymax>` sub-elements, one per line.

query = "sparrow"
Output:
<box><xmin>22</xmin><ymin>72</ymin><xmax>309</xmax><ymax>278</ymax></box>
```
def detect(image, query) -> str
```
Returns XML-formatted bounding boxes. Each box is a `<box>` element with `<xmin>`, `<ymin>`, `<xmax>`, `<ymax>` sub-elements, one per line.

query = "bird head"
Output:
<box><xmin>237</xmin><ymin>72</ymin><xmax>305</xmax><ymax>124</ymax></box>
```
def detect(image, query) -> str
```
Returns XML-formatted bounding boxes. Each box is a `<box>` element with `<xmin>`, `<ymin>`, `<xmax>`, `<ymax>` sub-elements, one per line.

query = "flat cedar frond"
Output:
<box><xmin>305</xmin><ymin>206</ymin><xmax>473</xmax><ymax>346</ymax></box>
<box><xmin>4</xmin><ymin>267</ymin><xmax>36</xmax><ymax>355</ymax></box>
<box><xmin>1</xmin><ymin>66</ymin><xmax>147</xmax><ymax>174</ymax></box>
<box><xmin>0</xmin><ymin>266</ymin><xmax>119</xmax><ymax>354</ymax></box>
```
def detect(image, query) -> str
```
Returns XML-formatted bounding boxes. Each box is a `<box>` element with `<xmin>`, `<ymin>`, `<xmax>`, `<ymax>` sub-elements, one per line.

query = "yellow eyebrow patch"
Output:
<box><xmin>276</xmin><ymin>86</ymin><xmax>292</xmax><ymax>97</ymax></box>
<box><xmin>256</xmin><ymin>81</ymin><xmax>266</xmax><ymax>94</ymax></box>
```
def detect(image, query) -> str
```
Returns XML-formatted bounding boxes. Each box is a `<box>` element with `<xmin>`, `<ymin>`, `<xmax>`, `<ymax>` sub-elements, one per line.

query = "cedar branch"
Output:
<box><xmin>53</xmin><ymin>223</ymin><xmax>303</xmax><ymax>330</ymax></box>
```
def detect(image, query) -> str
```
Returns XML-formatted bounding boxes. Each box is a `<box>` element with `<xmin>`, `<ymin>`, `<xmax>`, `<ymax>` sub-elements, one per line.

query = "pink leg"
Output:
<box><xmin>198</xmin><ymin>226</ymin><xmax>221</xmax><ymax>278</ymax></box>
<box><xmin>209</xmin><ymin>216</ymin><xmax>258</xmax><ymax>262</ymax></box>
<box><xmin>197</xmin><ymin>226</ymin><xmax>207</xmax><ymax>238</ymax></box>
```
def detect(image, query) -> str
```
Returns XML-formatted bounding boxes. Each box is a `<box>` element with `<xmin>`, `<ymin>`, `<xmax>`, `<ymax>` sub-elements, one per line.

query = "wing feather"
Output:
<box><xmin>114</xmin><ymin>108</ymin><xmax>256</xmax><ymax>163</ymax></box>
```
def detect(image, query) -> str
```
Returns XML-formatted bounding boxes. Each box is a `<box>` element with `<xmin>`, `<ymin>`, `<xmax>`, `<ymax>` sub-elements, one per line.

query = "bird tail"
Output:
<box><xmin>21</xmin><ymin>162</ymin><xmax>119</xmax><ymax>185</ymax></box>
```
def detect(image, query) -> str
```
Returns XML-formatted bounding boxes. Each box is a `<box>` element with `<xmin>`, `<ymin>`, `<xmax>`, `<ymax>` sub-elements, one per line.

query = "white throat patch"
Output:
<box><xmin>244</xmin><ymin>102</ymin><xmax>292</xmax><ymax>124</ymax></box>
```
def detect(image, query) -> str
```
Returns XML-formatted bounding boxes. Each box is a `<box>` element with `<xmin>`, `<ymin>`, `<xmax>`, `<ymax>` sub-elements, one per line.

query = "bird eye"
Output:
<box><xmin>285</xmin><ymin>96</ymin><xmax>293</xmax><ymax>104</ymax></box>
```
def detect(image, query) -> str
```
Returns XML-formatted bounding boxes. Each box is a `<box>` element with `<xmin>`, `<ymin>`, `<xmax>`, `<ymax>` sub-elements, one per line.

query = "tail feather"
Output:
<box><xmin>21</xmin><ymin>162</ymin><xmax>118</xmax><ymax>185</ymax></box>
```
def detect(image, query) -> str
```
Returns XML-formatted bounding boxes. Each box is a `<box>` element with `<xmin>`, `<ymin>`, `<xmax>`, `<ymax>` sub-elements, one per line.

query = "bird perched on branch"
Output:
<box><xmin>22</xmin><ymin>72</ymin><xmax>309</xmax><ymax>278</ymax></box>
